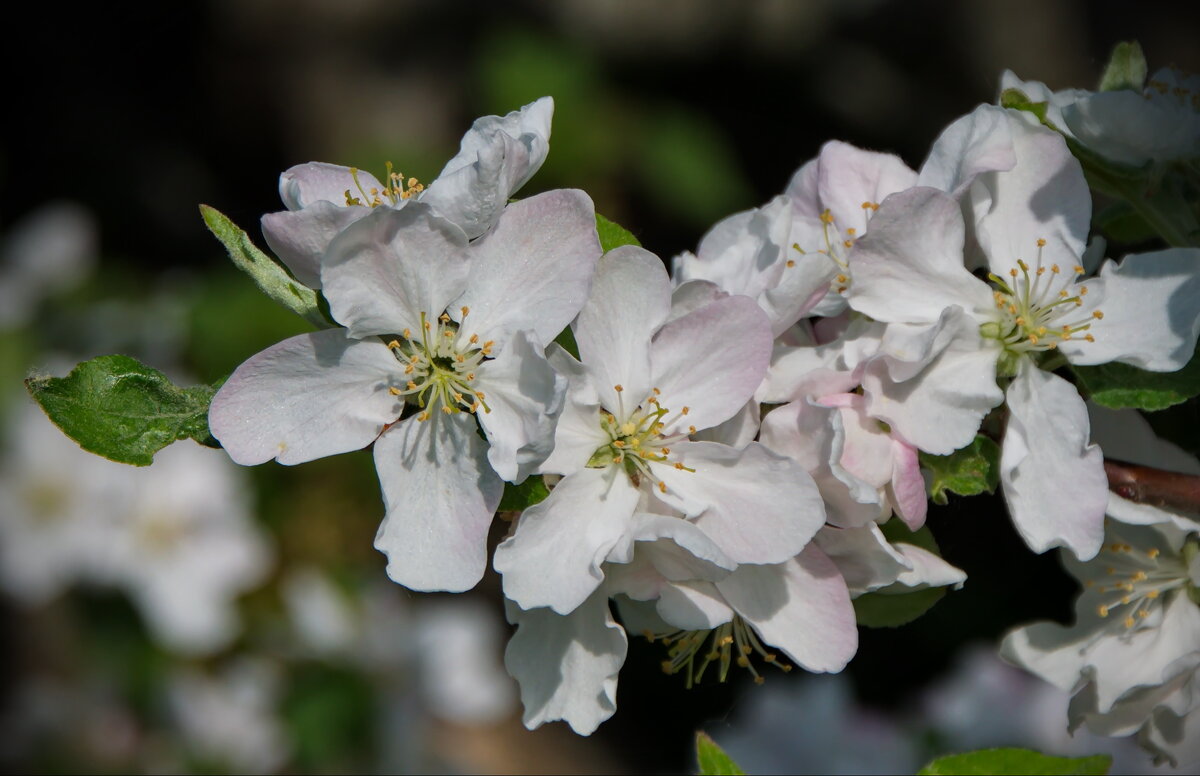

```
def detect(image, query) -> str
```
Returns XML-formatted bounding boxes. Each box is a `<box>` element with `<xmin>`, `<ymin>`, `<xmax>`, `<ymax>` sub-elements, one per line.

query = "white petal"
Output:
<box><xmin>495</xmin><ymin>468</ymin><xmax>639</xmax><ymax>614</ymax></box>
<box><xmin>373</xmin><ymin>413</ymin><xmax>503</xmax><ymax>593</ymax></box>
<box><xmin>760</xmin><ymin>254</ymin><xmax>840</xmax><ymax>336</ymax></box>
<box><xmin>453</xmin><ymin>189</ymin><xmax>601</xmax><ymax>349</ymax></box>
<box><xmin>1001</xmin><ymin>364</ymin><xmax>1107</xmax><ymax>559</ymax></box>
<box><xmin>657</xmin><ymin>580</ymin><xmax>735</xmax><ymax>631</ymax></box>
<box><xmin>574</xmin><ymin>246</ymin><xmax>672</xmax><ymax>412</ymax></box>
<box><xmin>277</xmin><ymin>162</ymin><xmax>383</xmax><ymax>210</ymax></box>
<box><xmin>918</xmin><ymin>104</ymin><xmax>1017</xmax><ymax>197</ymax></box>
<box><xmin>504</xmin><ymin>591</ymin><xmax>626</xmax><ymax>736</ymax></box>
<box><xmin>717</xmin><ymin>546</ymin><xmax>858</xmax><ymax>673</ymax></box>
<box><xmin>817</xmin><ymin>140</ymin><xmax>918</xmax><ymax>234</ymax></box>
<box><xmin>892</xmin><ymin>543</ymin><xmax>966</xmax><ymax>590</ymax></box>
<box><xmin>209</xmin><ymin>330</ymin><xmax>401</xmax><ymax>465</ymax></box>
<box><xmin>650</xmin><ymin>294</ymin><xmax>772</xmax><ymax>434</ymax></box>
<box><xmin>693</xmin><ymin>399</ymin><xmax>761</xmax><ymax>449</ymax></box>
<box><xmin>652</xmin><ymin>442</ymin><xmax>825</xmax><ymax>565</ymax></box>
<box><xmin>1087</xmin><ymin>403</ymin><xmax>1200</xmax><ymax>474</ymax></box>
<box><xmin>322</xmin><ymin>204</ymin><xmax>471</xmax><ymax>338</ymax></box>
<box><xmin>846</xmin><ymin>187</ymin><xmax>993</xmax><ymax>324</ymax></box>
<box><xmin>814</xmin><ymin>523</ymin><xmax>910</xmax><ymax>595</ymax></box>
<box><xmin>671</xmin><ymin>197</ymin><xmax>791</xmax><ymax>300</ymax></box>
<box><xmin>614</xmin><ymin>513</ymin><xmax>736</xmax><ymax>583</ymax></box>
<box><xmin>1060</xmin><ymin>249</ymin><xmax>1200</xmax><ymax>371</ymax></box>
<box><xmin>260</xmin><ymin>202</ymin><xmax>369</xmax><ymax>289</ymax></box>
<box><xmin>888</xmin><ymin>440</ymin><xmax>928</xmax><ymax>529</ymax></box>
<box><xmin>423</xmin><ymin>97</ymin><xmax>554</xmax><ymax>237</ymax></box>
<box><xmin>474</xmin><ymin>329</ymin><xmax>565</xmax><ymax>483</ymax></box>
<box><xmin>667</xmin><ymin>280</ymin><xmax>724</xmax><ymax>323</ymax></box>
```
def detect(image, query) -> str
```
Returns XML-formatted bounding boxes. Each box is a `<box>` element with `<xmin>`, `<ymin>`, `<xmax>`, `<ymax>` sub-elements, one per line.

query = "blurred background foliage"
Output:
<box><xmin>1</xmin><ymin>0</ymin><xmax>1198</xmax><ymax>773</ymax></box>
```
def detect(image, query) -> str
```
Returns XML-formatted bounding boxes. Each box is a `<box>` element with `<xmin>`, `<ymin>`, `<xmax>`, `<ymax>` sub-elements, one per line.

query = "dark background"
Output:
<box><xmin>3</xmin><ymin>1</ymin><xmax>1198</xmax><ymax>772</ymax></box>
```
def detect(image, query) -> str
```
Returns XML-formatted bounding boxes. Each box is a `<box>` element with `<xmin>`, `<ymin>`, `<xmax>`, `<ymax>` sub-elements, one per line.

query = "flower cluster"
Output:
<box><xmin>203</xmin><ymin>73</ymin><xmax>1200</xmax><ymax>760</ymax></box>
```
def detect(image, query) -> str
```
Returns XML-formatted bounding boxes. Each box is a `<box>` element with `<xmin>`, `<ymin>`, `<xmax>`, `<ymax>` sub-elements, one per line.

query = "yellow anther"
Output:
<box><xmin>1051</xmin><ymin>264</ymin><xmax>1060</xmax><ymax>274</ymax></box>
<box><xmin>417</xmin><ymin>411</ymin><xmax>430</xmax><ymax>422</ymax></box>
<box><xmin>441</xmin><ymin>406</ymin><xmax>453</xmax><ymax>414</ymax></box>
<box><xmin>1093</xmin><ymin>310</ymin><xmax>1104</xmax><ymax>319</ymax></box>
<box><xmin>754</xmin><ymin>676</ymin><xmax>765</xmax><ymax>685</ymax></box>
<box><xmin>389</xmin><ymin>386</ymin><xmax>402</xmax><ymax>396</ymax></box>
<box><xmin>466</xmin><ymin>372</ymin><xmax>475</xmax><ymax>381</ymax></box>
<box><xmin>820</xmin><ymin>209</ymin><xmax>834</xmax><ymax>224</ymax></box>
<box><xmin>660</xmin><ymin>447</ymin><xmax>670</xmax><ymax>455</ymax></box>
<box><xmin>423</xmin><ymin>321</ymin><xmax>431</xmax><ymax>331</ymax></box>
<box><xmin>1074</xmin><ymin>265</ymin><xmax>1085</xmax><ymax>274</ymax></box>
<box><xmin>456</xmin><ymin>354</ymin><xmax>465</xmax><ymax>363</ymax></box>
<box><xmin>461</xmin><ymin>306</ymin><xmax>470</xmax><ymax>317</ymax></box>
<box><xmin>786</xmin><ymin>260</ymin><xmax>796</xmax><ymax>268</ymax></box>
<box><xmin>1085</xmin><ymin>334</ymin><xmax>1095</xmax><ymax>342</ymax></box>
<box><xmin>475</xmin><ymin>391</ymin><xmax>486</xmax><ymax>399</ymax></box>
<box><xmin>404</xmin><ymin>364</ymin><xmax>414</xmax><ymax>374</ymax></box>
<box><xmin>1015</xmin><ymin>317</ymin><xmax>1026</xmax><ymax>326</ymax></box>
<box><xmin>658</xmin><ymin>481</ymin><xmax>667</xmax><ymax>493</ymax></box>
<box><xmin>403</xmin><ymin>328</ymin><xmax>411</xmax><ymax>339</ymax></box>
<box><xmin>1060</xmin><ymin>290</ymin><xmax>1069</xmax><ymax>298</ymax></box>
<box><xmin>688</xmin><ymin>425</ymin><xmax>697</xmax><ymax>434</ymax></box>
<box><xmin>1098</xmin><ymin>605</ymin><xmax>1109</xmax><ymax>617</ymax></box>
<box><xmin>836</xmin><ymin>274</ymin><xmax>849</xmax><ymax>284</ymax></box>
<box><xmin>1138</xmin><ymin>610</ymin><xmax>1149</xmax><ymax>619</ymax></box>
<box><xmin>613</xmin><ymin>440</ymin><xmax>626</xmax><ymax>448</ymax></box>
<box><xmin>1122</xmin><ymin>595</ymin><xmax>1132</xmax><ymax>604</ymax></box>
<box><xmin>1124</xmin><ymin>616</ymin><xmax>1135</xmax><ymax>628</ymax></box>
<box><xmin>386</xmin><ymin>339</ymin><xmax>401</xmax><ymax>349</ymax></box>
<box><xmin>736</xmin><ymin>656</ymin><xmax>750</xmax><ymax>668</ymax></box>
<box><xmin>1147</xmin><ymin>548</ymin><xmax>1160</xmax><ymax>559</ymax></box>
<box><xmin>453</xmin><ymin>392</ymin><xmax>463</xmax><ymax>402</ymax></box>
<box><xmin>1028</xmin><ymin>334</ymin><xmax>1039</xmax><ymax>344</ymax></box>
<box><xmin>407</xmin><ymin>380</ymin><xmax>417</xmax><ymax>390</ymax></box>
<box><xmin>614</xmin><ymin>384</ymin><xmax>624</xmax><ymax>393</ymax></box>
<box><xmin>1010</xmin><ymin>269</ymin><xmax>1018</xmax><ymax>278</ymax></box>
<box><xmin>675</xmin><ymin>462</ymin><xmax>686</xmax><ymax>469</ymax></box>
<box><xmin>439</xmin><ymin>312</ymin><xmax>450</xmax><ymax>323</ymax></box>
<box><xmin>470</xmin><ymin>401</ymin><xmax>480</xmax><ymax>412</ymax></box>
<box><xmin>1147</xmin><ymin>590</ymin><xmax>1159</xmax><ymax>599</ymax></box>
<box><xmin>653</xmin><ymin>387</ymin><xmax>661</xmax><ymax>395</ymax></box>
<box><xmin>1017</xmin><ymin>259</ymin><xmax>1029</xmax><ymax>271</ymax></box>
<box><xmin>1036</xmin><ymin>238</ymin><xmax>1047</xmax><ymax>247</ymax></box>
<box><xmin>469</xmin><ymin>334</ymin><xmax>478</xmax><ymax>344</ymax></box>
<box><xmin>1037</xmin><ymin>326</ymin><xmax>1048</xmax><ymax>336</ymax></box>
<box><xmin>846</xmin><ymin>228</ymin><xmax>857</xmax><ymax>236</ymax></box>
<box><xmin>1036</xmin><ymin>267</ymin><xmax>1045</xmax><ymax>276</ymax></box>
<box><xmin>681</xmin><ymin>406</ymin><xmax>690</xmax><ymax>415</ymax></box>
<box><xmin>843</xmin><ymin>240</ymin><xmax>853</xmax><ymax>249</ymax></box>
<box><xmin>1132</xmin><ymin>571</ymin><xmax>1147</xmax><ymax>582</ymax></box>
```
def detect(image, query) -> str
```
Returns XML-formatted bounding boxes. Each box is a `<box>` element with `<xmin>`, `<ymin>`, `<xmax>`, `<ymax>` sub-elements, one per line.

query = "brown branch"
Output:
<box><xmin>1104</xmin><ymin>458</ymin><xmax>1200</xmax><ymax>514</ymax></box>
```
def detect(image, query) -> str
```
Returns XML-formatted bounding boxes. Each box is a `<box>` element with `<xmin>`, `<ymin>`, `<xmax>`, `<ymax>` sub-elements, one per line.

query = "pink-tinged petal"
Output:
<box><xmin>652</xmin><ymin>441</ymin><xmax>825</xmax><ymax>565</ymax></box>
<box><xmin>209</xmin><ymin>330</ymin><xmax>401</xmax><ymax>466</ymax></box>
<box><xmin>373</xmin><ymin>413</ymin><xmax>503</xmax><ymax>592</ymax></box>
<box><xmin>538</xmin><ymin>346</ymin><xmax>608</xmax><ymax>476</ymax></box>
<box><xmin>495</xmin><ymin>468</ymin><xmax>640</xmax><ymax>614</ymax></box>
<box><xmin>758</xmin><ymin>341</ymin><xmax>855</xmax><ymax>404</ymax></box>
<box><xmin>277</xmin><ymin>162</ymin><xmax>384</xmax><ymax>210</ymax></box>
<box><xmin>473</xmin><ymin>329</ymin><xmax>565</xmax><ymax>483</ymax></box>
<box><xmin>454</xmin><ymin>189</ymin><xmax>601</xmax><ymax>349</ymax></box>
<box><xmin>817</xmin><ymin>140</ymin><xmax>918</xmax><ymax>235</ymax></box>
<box><xmin>814</xmin><ymin>523</ymin><xmax>909</xmax><ymax>595</ymax></box>
<box><xmin>424</xmin><ymin>97</ymin><xmax>553</xmax><ymax>238</ymax></box>
<box><xmin>760</xmin><ymin>254</ymin><xmax>840</xmax><ymax>336</ymax></box>
<box><xmin>1060</xmin><ymin>249</ymin><xmax>1200</xmax><ymax>371</ymax></box>
<box><xmin>847</xmin><ymin>187</ymin><xmax>993</xmax><ymax>324</ymax></box>
<box><xmin>321</xmin><ymin>204</ymin><xmax>471</xmax><ymax>338</ymax></box>
<box><xmin>261</xmin><ymin>203</ymin><xmax>370</xmax><ymax>289</ymax></box>
<box><xmin>918</xmin><ymin>104</ymin><xmax>1017</xmax><ymax>197</ymax></box>
<box><xmin>693</xmin><ymin>399</ymin><xmax>760</xmax><ymax>449</ymax></box>
<box><xmin>892</xmin><ymin>543</ymin><xmax>965</xmax><ymax>590</ymax></box>
<box><xmin>717</xmin><ymin>546</ymin><xmax>858</xmax><ymax>673</ymax></box>
<box><xmin>657</xmin><ymin>580</ymin><xmax>735</xmax><ymax>631</ymax></box>
<box><xmin>861</xmin><ymin>314</ymin><xmax>1004</xmax><ymax>455</ymax></box>
<box><xmin>826</xmin><ymin>396</ymin><xmax>894</xmax><ymax>491</ymax></box>
<box><xmin>671</xmin><ymin>197</ymin><xmax>791</xmax><ymax>300</ymax></box>
<box><xmin>574</xmin><ymin>246</ymin><xmax>672</xmax><ymax>412</ymax></box>
<box><xmin>666</xmin><ymin>280</ymin><xmax>724</xmax><ymax>323</ymax></box>
<box><xmin>1001</xmin><ymin>364</ymin><xmax>1107</xmax><ymax>560</ymax></box>
<box><xmin>888</xmin><ymin>440</ymin><xmax>928</xmax><ymax>529</ymax></box>
<box><xmin>974</xmin><ymin>114</ymin><xmax>1090</xmax><ymax>277</ymax></box>
<box><xmin>504</xmin><ymin>590</ymin><xmax>626</xmax><ymax>736</ymax></box>
<box><xmin>650</xmin><ymin>294</ymin><xmax>772</xmax><ymax>434</ymax></box>
<box><xmin>612</xmin><ymin>513</ymin><xmax>736</xmax><ymax>583</ymax></box>
<box><xmin>785</xmin><ymin>157</ymin><xmax>821</xmax><ymax>219</ymax></box>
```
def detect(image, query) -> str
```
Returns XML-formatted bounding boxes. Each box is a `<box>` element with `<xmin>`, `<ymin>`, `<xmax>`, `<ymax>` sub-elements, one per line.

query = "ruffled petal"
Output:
<box><xmin>372</xmin><ymin>413</ymin><xmax>503</xmax><ymax>592</ymax></box>
<box><xmin>209</xmin><ymin>330</ymin><xmax>401</xmax><ymax>465</ymax></box>
<box><xmin>453</xmin><ymin>189</ymin><xmax>601</xmax><ymax>349</ymax></box>
<box><xmin>657</xmin><ymin>580</ymin><xmax>735</xmax><ymax>631</ymax></box>
<box><xmin>494</xmin><ymin>468</ymin><xmax>639</xmax><ymax>614</ymax></box>
<box><xmin>671</xmin><ymin>197</ymin><xmax>791</xmax><ymax>300</ymax></box>
<box><xmin>277</xmin><ymin>162</ymin><xmax>383</xmax><ymax>210</ymax></box>
<box><xmin>814</xmin><ymin>523</ymin><xmax>910</xmax><ymax>595</ymax></box>
<box><xmin>321</xmin><ymin>203</ymin><xmax>470</xmax><ymax>338</ymax></box>
<box><xmin>474</xmin><ymin>329</ymin><xmax>565</xmax><ymax>483</ymax></box>
<box><xmin>1001</xmin><ymin>364</ymin><xmax>1107</xmax><ymax>559</ymax></box>
<box><xmin>504</xmin><ymin>591</ymin><xmax>626</xmax><ymax>736</ymax></box>
<box><xmin>1060</xmin><ymin>249</ymin><xmax>1200</xmax><ymax>371</ymax></box>
<box><xmin>652</xmin><ymin>441</ymin><xmax>825</xmax><ymax>565</ymax></box>
<box><xmin>817</xmin><ymin>140</ymin><xmax>918</xmax><ymax>235</ymax></box>
<box><xmin>717</xmin><ymin>546</ymin><xmax>858</xmax><ymax>673</ymax></box>
<box><xmin>919</xmin><ymin>104</ymin><xmax>1017</xmax><ymax>197</ymax></box>
<box><xmin>261</xmin><ymin>202</ymin><xmax>369</xmax><ymax>289</ymax></box>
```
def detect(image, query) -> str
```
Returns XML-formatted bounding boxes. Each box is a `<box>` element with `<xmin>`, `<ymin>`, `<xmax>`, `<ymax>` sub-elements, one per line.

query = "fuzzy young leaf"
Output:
<box><xmin>596</xmin><ymin>213</ymin><xmax>641</xmax><ymax>253</ymax></box>
<box><xmin>1097</xmin><ymin>41</ymin><xmax>1147</xmax><ymax>92</ymax></box>
<box><xmin>695</xmin><ymin>732</ymin><xmax>745</xmax><ymax>776</ymax></box>
<box><xmin>498</xmin><ymin>475</ymin><xmax>550</xmax><ymax>512</ymax></box>
<box><xmin>999</xmin><ymin>88</ymin><xmax>1050</xmax><ymax>124</ymax></box>
<box><xmin>25</xmin><ymin>355</ymin><xmax>225</xmax><ymax>466</ymax></box>
<box><xmin>199</xmin><ymin>204</ymin><xmax>329</xmax><ymax>328</ymax></box>
<box><xmin>918</xmin><ymin>748</ymin><xmax>1111</xmax><ymax>775</ymax></box>
<box><xmin>920</xmin><ymin>435</ymin><xmax>1001</xmax><ymax>505</ymax></box>
<box><xmin>1072</xmin><ymin>343</ymin><xmax>1200</xmax><ymax>411</ymax></box>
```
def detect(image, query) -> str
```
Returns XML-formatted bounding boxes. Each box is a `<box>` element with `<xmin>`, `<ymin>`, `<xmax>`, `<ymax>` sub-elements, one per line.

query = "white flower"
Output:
<box><xmin>846</xmin><ymin>106</ymin><xmax>1200</xmax><ymax>559</ymax></box>
<box><xmin>493</xmin><ymin>246</ymin><xmax>826</xmax><ymax>616</ymax></box>
<box><xmin>1002</xmin><ymin>68</ymin><xmax>1200</xmax><ymax>167</ymax></box>
<box><xmin>0</xmin><ymin>201</ymin><xmax>96</xmax><ymax>328</ymax></box>
<box><xmin>0</xmin><ymin>398</ymin><xmax>271</xmax><ymax>655</ymax></box>
<box><xmin>211</xmin><ymin>190</ymin><xmax>601</xmax><ymax>593</ymax></box>
<box><xmin>261</xmin><ymin>98</ymin><xmax>553</xmax><ymax>288</ymax></box>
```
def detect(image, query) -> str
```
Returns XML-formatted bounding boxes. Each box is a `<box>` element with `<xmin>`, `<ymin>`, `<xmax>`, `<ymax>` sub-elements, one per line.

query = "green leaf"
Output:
<box><xmin>999</xmin><ymin>88</ymin><xmax>1049</xmax><ymax>124</ymax></box>
<box><xmin>853</xmin><ymin>585</ymin><xmax>946</xmax><ymax>629</ymax></box>
<box><xmin>498</xmin><ymin>475</ymin><xmax>550</xmax><ymax>512</ymax></box>
<box><xmin>695</xmin><ymin>731</ymin><xmax>745</xmax><ymax>776</ymax></box>
<box><xmin>919</xmin><ymin>435</ymin><xmax>1001</xmax><ymax>505</ymax></box>
<box><xmin>25</xmin><ymin>355</ymin><xmax>225</xmax><ymax>466</ymax></box>
<box><xmin>918</xmin><ymin>748</ymin><xmax>1111</xmax><ymax>775</ymax></box>
<box><xmin>1072</xmin><ymin>343</ymin><xmax>1200</xmax><ymax>410</ymax></box>
<box><xmin>1097</xmin><ymin>41</ymin><xmax>1147</xmax><ymax>92</ymax></box>
<box><xmin>596</xmin><ymin>212</ymin><xmax>641</xmax><ymax>253</ymax></box>
<box><xmin>1093</xmin><ymin>200</ymin><xmax>1158</xmax><ymax>245</ymax></box>
<box><xmin>553</xmin><ymin>325</ymin><xmax>581</xmax><ymax>360</ymax></box>
<box><xmin>199</xmin><ymin>204</ymin><xmax>329</xmax><ymax>328</ymax></box>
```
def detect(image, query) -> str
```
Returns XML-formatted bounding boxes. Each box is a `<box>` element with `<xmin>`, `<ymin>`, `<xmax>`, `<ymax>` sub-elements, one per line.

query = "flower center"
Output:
<box><xmin>980</xmin><ymin>239</ymin><xmax>1103</xmax><ymax>362</ymax></box>
<box><xmin>343</xmin><ymin>162</ymin><xmax>425</xmax><ymax>208</ymax></box>
<box><xmin>385</xmin><ymin>308</ymin><xmax>493</xmax><ymax>422</ymax></box>
<box><xmin>1089</xmin><ymin>535</ymin><xmax>1195</xmax><ymax>632</ymax></box>
<box><xmin>647</xmin><ymin>615</ymin><xmax>792</xmax><ymax>688</ymax></box>
<box><xmin>585</xmin><ymin>386</ymin><xmax>694</xmax><ymax>493</ymax></box>
<box><xmin>791</xmin><ymin>204</ymin><xmax>879</xmax><ymax>294</ymax></box>
<box><xmin>1146</xmin><ymin>72</ymin><xmax>1200</xmax><ymax>112</ymax></box>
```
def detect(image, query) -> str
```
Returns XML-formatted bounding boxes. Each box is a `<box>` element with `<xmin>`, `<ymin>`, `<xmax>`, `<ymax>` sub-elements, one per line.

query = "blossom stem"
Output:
<box><xmin>1104</xmin><ymin>458</ymin><xmax>1200</xmax><ymax>513</ymax></box>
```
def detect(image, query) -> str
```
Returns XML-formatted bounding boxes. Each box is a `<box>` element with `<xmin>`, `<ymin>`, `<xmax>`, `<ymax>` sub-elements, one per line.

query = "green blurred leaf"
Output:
<box><xmin>498</xmin><ymin>475</ymin><xmax>550</xmax><ymax>512</ymax></box>
<box><xmin>1098</xmin><ymin>41</ymin><xmax>1147</xmax><ymax>92</ymax></box>
<box><xmin>597</xmin><ymin>212</ymin><xmax>641</xmax><ymax>252</ymax></box>
<box><xmin>999</xmin><ymin>88</ymin><xmax>1049</xmax><ymax>124</ymax></box>
<box><xmin>1093</xmin><ymin>200</ymin><xmax>1158</xmax><ymax>245</ymax></box>
<box><xmin>199</xmin><ymin>204</ymin><xmax>329</xmax><ymax>328</ymax></box>
<box><xmin>918</xmin><ymin>748</ymin><xmax>1111</xmax><ymax>775</ymax></box>
<box><xmin>695</xmin><ymin>731</ymin><xmax>745</xmax><ymax>776</ymax></box>
<box><xmin>25</xmin><ymin>354</ymin><xmax>224</xmax><ymax>466</ymax></box>
<box><xmin>920</xmin><ymin>435</ymin><xmax>1001</xmax><ymax>505</ymax></box>
<box><xmin>282</xmin><ymin>664</ymin><xmax>374</xmax><ymax>771</ymax></box>
<box><xmin>1072</xmin><ymin>343</ymin><xmax>1200</xmax><ymax>410</ymax></box>
<box><xmin>853</xmin><ymin>585</ymin><xmax>946</xmax><ymax>629</ymax></box>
